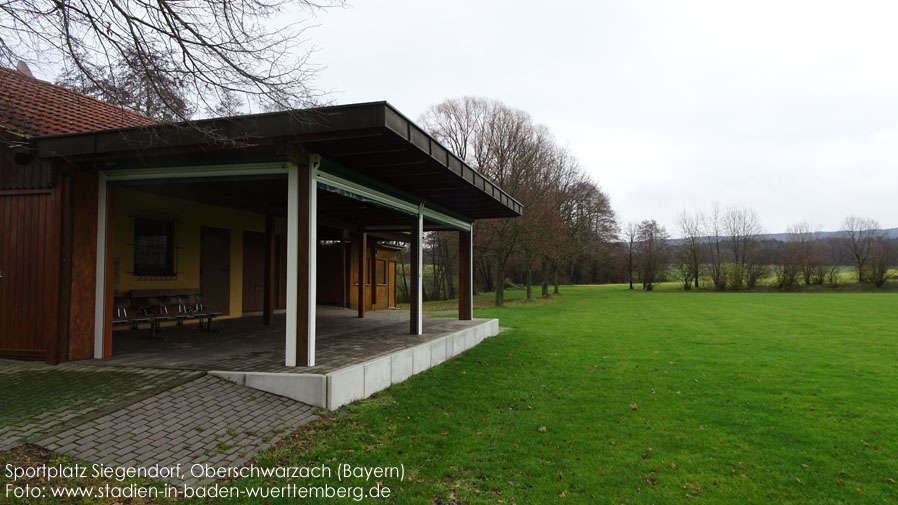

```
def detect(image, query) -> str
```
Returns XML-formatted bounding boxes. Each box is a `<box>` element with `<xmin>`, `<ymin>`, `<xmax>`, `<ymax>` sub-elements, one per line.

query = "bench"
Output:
<box><xmin>112</xmin><ymin>290</ymin><xmax>224</xmax><ymax>336</ymax></box>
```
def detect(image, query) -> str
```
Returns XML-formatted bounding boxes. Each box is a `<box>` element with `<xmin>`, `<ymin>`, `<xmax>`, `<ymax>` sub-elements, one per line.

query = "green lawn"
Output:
<box><xmin>5</xmin><ymin>286</ymin><xmax>898</xmax><ymax>504</ymax></box>
<box><xmin>213</xmin><ymin>286</ymin><xmax>898</xmax><ymax>504</ymax></box>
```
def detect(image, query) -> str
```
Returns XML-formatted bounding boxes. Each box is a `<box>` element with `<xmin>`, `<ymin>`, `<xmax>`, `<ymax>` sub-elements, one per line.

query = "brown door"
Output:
<box><xmin>200</xmin><ymin>227</ymin><xmax>230</xmax><ymax>315</ymax></box>
<box><xmin>388</xmin><ymin>261</ymin><xmax>396</xmax><ymax>308</ymax></box>
<box><xmin>242</xmin><ymin>231</ymin><xmax>265</xmax><ymax>313</ymax></box>
<box><xmin>0</xmin><ymin>190</ymin><xmax>61</xmax><ymax>360</ymax></box>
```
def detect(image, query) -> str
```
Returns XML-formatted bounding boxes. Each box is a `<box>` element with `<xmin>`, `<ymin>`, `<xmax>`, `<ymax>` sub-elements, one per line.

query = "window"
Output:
<box><xmin>133</xmin><ymin>218</ymin><xmax>176</xmax><ymax>276</ymax></box>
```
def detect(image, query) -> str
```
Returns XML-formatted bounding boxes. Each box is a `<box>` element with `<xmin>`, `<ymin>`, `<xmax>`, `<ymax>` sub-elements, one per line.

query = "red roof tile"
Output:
<box><xmin>0</xmin><ymin>67</ymin><xmax>156</xmax><ymax>138</ymax></box>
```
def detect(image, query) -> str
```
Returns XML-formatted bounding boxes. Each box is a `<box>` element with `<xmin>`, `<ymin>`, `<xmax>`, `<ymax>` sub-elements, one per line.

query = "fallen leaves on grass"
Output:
<box><xmin>630</xmin><ymin>403</ymin><xmax>638</xmax><ymax>411</ymax></box>
<box><xmin>538</xmin><ymin>426</ymin><xmax>547</xmax><ymax>432</ymax></box>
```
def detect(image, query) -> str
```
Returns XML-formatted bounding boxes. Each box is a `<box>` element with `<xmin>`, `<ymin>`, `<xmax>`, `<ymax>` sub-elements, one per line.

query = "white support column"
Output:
<box><xmin>414</xmin><ymin>207</ymin><xmax>424</xmax><ymax>335</ymax></box>
<box><xmin>285</xmin><ymin>164</ymin><xmax>299</xmax><ymax>366</ymax></box>
<box><xmin>306</xmin><ymin>160</ymin><xmax>318</xmax><ymax>367</ymax></box>
<box><xmin>93</xmin><ymin>172</ymin><xmax>107</xmax><ymax>359</ymax></box>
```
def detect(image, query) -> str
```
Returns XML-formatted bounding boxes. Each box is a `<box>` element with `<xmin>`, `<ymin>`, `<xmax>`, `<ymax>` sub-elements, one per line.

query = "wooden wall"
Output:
<box><xmin>65</xmin><ymin>170</ymin><xmax>98</xmax><ymax>360</ymax></box>
<box><xmin>0</xmin><ymin>147</ymin><xmax>62</xmax><ymax>361</ymax></box>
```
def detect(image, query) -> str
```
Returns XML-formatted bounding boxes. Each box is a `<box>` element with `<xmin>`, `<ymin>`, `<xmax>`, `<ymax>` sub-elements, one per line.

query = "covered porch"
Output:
<box><xmin>87</xmin><ymin>306</ymin><xmax>499</xmax><ymax>409</ymax></box>
<box><xmin>32</xmin><ymin>102</ymin><xmax>520</xmax><ymax>406</ymax></box>
<box><xmin>93</xmin><ymin>306</ymin><xmax>488</xmax><ymax>374</ymax></box>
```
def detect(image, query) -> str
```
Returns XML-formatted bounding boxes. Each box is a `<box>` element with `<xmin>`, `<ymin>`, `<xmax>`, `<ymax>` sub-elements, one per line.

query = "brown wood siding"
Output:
<box><xmin>0</xmin><ymin>147</ymin><xmax>53</xmax><ymax>190</ymax></box>
<box><xmin>0</xmin><ymin>183</ymin><xmax>62</xmax><ymax>359</ymax></box>
<box><xmin>277</xmin><ymin>234</ymin><xmax>286</xmax><ymax>309</ymax></box>
<box><xmin>67</xmin><ymin>171</ymin><xmax>98</xmax><ymax>360</ymax></box>
<box><xmin>200</xmin><ymin>227</ymin><xmax>231</xmax><ymax>314</ymax></box>
<box><xmin>316</xmin><ymin>243</ymin><xmax>344</xmax><ymax>306</ymax></box>
<box><xmin>242</xmin><ymin>231</ymin><xmax>265</xmax><ymax>312</ymax></box>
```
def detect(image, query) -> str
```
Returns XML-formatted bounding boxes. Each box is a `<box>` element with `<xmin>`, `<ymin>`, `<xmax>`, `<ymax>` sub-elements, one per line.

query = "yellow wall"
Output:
<box><xmin>111</xmin><ymin>187</ymin><xmax>265</xmax><ymax>319</ymax></box>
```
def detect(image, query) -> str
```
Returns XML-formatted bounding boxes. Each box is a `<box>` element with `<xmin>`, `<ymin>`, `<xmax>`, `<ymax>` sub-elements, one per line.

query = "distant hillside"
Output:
<box><xmin>761</xmin><ymin>228</ymin><xmax>898</xmax><ymax>242</ymax></box>
<box><xmin>669</xmin><ymin>228</ymin><xmax>898</xmax><ymax>244</ymax></box>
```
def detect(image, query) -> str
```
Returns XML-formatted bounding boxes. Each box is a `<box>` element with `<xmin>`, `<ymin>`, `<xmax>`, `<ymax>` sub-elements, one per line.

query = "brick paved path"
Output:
<box><xmin>0</xmin><ymin>360</ymin><xmax>199</xmax><ymax>451</ymax></box>
<box><xmin>38</xmin><ymin>376</ymin><xmax>317</xmax><ymax>484</ymax></box>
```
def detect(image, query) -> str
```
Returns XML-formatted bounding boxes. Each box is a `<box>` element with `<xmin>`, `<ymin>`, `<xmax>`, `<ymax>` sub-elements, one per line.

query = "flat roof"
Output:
<box><xmin>31</xmin><ymin>102</ymin><xmax>522</xmax><ymax>220</ymax></box>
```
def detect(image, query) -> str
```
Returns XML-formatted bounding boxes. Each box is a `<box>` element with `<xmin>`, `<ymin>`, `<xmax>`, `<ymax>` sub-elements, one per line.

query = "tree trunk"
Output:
<box><xmin>541</xmin><ymin>259</ymin><xmax>549</xmax><ymax>297</ymax></box>
<box><xmin>441</xmin><ymin>238</ymin><xmax>455</xmax><ymax>299</ymax></box>
<box><xmin>525</xmin><ymin>266</ymin><xmax>533</xmax><ymax>301</ymax></box>
<box><xmin>495</xmin><ymin>256</ymin><xmax>506</xmax><ymax>307</ymax></box>
<box><xmin>553</xmin><ymin>265</ymin><xmax>559</xmax><ymax>294</ymax></box>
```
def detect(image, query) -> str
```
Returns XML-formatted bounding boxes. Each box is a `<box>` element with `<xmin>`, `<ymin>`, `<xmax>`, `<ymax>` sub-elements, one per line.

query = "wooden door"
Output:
<box><xmin>200</xmin><ymin>227</ymin><xmax>230</xmax><ymax>315</ymax></box>
<box><xmin>388</xmin><ymin>261</ymin><xmax>396</xmax><ymax>308</ymax></box>
<box><xmin>0</xmin><ymin>189</ymin><xmax>61</xmax><ymax>360</ymax></box>
<box><xmin>242</xmin><ymin>231</ymin><xmax>265</xmax><ymax>312</ymax></box>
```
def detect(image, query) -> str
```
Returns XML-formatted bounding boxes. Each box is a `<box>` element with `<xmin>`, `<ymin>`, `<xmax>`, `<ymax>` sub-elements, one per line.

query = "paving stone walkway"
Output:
<box><xmin>0</xmin><ymin>360</ymin><xmax>199</xmax><ymax>451</ymax></box>
<box><xmin>38</xmin><ymin>375</ymin><xmax>317</xmax><ymax>485</ymax></box>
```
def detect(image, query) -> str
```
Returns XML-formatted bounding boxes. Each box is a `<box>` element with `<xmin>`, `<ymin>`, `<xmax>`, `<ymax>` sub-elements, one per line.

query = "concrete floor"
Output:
<box><xmin>90</xmin><ymin>306</ymin><xmax>484</xmax><ymax>374</ymax></box>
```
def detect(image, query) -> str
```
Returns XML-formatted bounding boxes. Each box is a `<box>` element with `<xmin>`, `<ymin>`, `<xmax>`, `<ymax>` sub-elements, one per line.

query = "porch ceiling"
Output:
<box><xmin>118</xmin><ymin>178</ymin><xmax>456</xmax><ymax>231</ymax></box>
<box><xmin>31</xmin><ymin>102</ymin><xmax>523</xmax><ymax>221</ymax></box>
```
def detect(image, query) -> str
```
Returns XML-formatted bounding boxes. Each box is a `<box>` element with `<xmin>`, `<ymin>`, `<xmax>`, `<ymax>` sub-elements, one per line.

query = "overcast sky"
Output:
<box><xmin>305</xmin><ymin>0</ymin><xmax>898</xmax><ymax>234</ymax></box>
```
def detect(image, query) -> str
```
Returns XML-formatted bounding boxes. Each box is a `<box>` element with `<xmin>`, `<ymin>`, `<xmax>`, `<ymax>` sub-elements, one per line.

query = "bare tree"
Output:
<box><xmin>677</xmin><ymin>210</ymin><xmax>703</xmax><ymax>289</ymax></box>
<box><xmin>723</xmin><ymin>205</ymin><xmax>763</xmax><ymax>289</ymax></box>
<box><xmin>421</xmin><ymin>98</ymin><xmax>534</xmax><ymax>306</ymax></box>
<box><xmin>3</xmin><ymin>0</ymin><xmax>341</xmax><ymax>123</ymax></box>
<box><xmin>786</xmin><ymin>221</ymin><xmax>827</xmax><ymax>286</ymax></box>
<box><xmin>868</xmin><ymin>235</ymin><xmax>895</xmax><ymax>288</ymax></box>
<box><xmin>703</xmin><ymin>204</ymin><xmax>728</xmax><ymax>291</ymax></box>
<box><xmin>824</xmin><ymin>236</ymin><xmax>844</xmax><ymax>287</ymax></box>
<box><xmin>674</xmin><ymin>245</ymin><xmax>695</xmax><ymax>290</ymax></box>
<box><xmin>421</xmin><ymin>97</ymin><xmax>617</xmax><ymax>302</ymax></box>
<box><xmin>635</xmin><ymin>220</ymin><xmax>669</xmax><ymax>291</ymax></box>
<box><xmin>56</xmin><ymin>48</ymin><xmax>193</xmax><ymax>121</ymax></box>
<box><xmin>623</xmin><ymin>222</ymin><xmax>638</xmax><ymax>290</ymax></box>
<box><xmin>842</xmin><ymin>216</ymin><xmax>879</xmax><ymax>283</ymax></box>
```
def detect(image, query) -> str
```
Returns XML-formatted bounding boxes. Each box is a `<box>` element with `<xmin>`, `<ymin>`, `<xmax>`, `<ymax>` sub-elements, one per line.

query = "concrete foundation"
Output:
<box><xmin>210</xmin><ymin>318</ymin><xmax>499</xmax><ymax>410</ymax></box>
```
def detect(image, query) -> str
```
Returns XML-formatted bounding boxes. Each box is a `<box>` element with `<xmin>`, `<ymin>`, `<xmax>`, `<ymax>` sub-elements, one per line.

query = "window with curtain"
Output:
<box><xmin>133</xmin><ymin>218</ymin><xmax>176</xmax><ymax>276</ymax></box>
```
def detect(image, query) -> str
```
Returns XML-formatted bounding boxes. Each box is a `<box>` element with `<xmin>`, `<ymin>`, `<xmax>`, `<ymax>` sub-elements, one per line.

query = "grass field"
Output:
<box><xmin>220</xmin><ymin>286</ymin><xmax>898</xmax><ymax>504</ymax></box>
<box><xmin>4</xmin><ymin>285</ymin><xmax>898</xmax><ymax>504</ymax></box>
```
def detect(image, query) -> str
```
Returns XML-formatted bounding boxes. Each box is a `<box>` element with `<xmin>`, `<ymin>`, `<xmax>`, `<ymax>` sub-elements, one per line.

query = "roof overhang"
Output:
<box><xmin>30</xmin><ymin>102</ymin><xmax>522</xmax><ymax>220</ymax></box>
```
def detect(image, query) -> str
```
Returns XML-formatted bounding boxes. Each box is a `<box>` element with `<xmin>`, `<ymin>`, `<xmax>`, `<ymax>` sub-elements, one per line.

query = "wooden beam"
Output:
<box><xmin>342</xmin><ymin>239</ymin><xmax>350</xmax><ymax>308</ymax></box>
<box><xmin>53</xmin><ymin>171</ymin><xmax>73</xmax><ymax>364</ymax></box>
<box><xmin>263</xmin><ymin>214</ymin><xmax>275</xmax><ymax>326</ymax></box>
<box><xmin>286</xmin><ymin>162</ymin><xmax>316</xmax><ymax>367</ymax></box>
<box><xmin>358</xmin><ymin>232</ymin><xmax>367</xmax><ymax>318</ymax></box>
<box><xmin>458</xmin><ymin>229</ymin><xmax>473</xmax><ymax>320</ymax></box>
